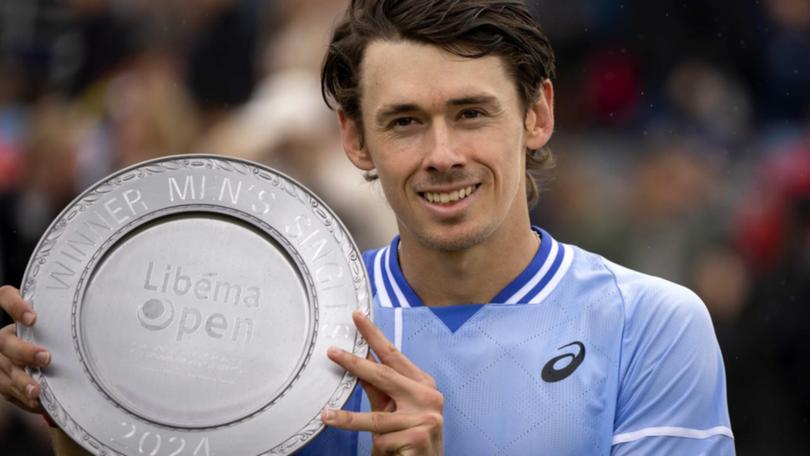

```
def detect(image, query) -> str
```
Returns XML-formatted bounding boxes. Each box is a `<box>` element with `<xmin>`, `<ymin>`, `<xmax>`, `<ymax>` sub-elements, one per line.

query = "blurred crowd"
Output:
<box><xmin>0</xmin><ymin>0</ymin><xmax>807</xmax><ymax>454</ymax></box>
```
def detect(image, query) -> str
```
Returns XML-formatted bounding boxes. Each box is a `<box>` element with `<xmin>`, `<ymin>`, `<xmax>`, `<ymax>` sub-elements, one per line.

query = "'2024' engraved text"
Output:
<box><xmin>112</xmin><ymin>421</ymin><xmax>210</xmax><ymax>456</ymax></box>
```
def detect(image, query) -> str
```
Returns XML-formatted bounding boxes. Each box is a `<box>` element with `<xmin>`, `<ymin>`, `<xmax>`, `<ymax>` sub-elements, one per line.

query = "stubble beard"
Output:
<box><xmin>408</xmin><ymin>217</ymin><xmax>499</xmax><ymax>253</ymax></box>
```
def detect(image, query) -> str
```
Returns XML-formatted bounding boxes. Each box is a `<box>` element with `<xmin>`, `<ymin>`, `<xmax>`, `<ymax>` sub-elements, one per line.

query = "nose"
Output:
<box><xmin>423</xmin><ymin>120</ymin><xmax>465</xmax><ymax>172</ymax></box>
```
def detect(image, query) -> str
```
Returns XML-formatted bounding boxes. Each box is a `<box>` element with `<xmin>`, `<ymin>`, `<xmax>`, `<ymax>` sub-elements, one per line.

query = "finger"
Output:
<box><xmin>0</xmin><ymin>354</ymin><xmax>37</xmax><ymax>400</ymax></box>
<box><xmin>352</xmin><ymin>311</ymin><xmax>429</xmax><ymax>383</ymax></box>
<box><xmin>0</xmin><ymin>350</ymin><xmax>12</xmax><ymax>375</ymax></box>
<box><xmin>360</xmin><ymin>380</ymin><xmax>393</xmax><ymax>412</ymax></box>
<box><xmin>362</xmin><ymin>352</ymin><xmax>392</xmax><ymax>412</ymax></box>
<box><xmin>372</xmin><ymin>426</ymin><xmax>441</xmax><ymax>456</ymax></box>
<box><xmin>6</xmin><ymin>394</ymin><xmax>43</xmax><ymax>414</ymax></box>
<box><xmin>328</xmin><ymin>347</ymin><xmax>423</xmax><ymax>399</ymax></box>
<box><xmin>11</xmin><ymin>365</ymin><xmax>40</xmax><ymax>400</ymax></box>
<box><xmin>321</xmin><ymin>409</ymin><xmax>422</xmax><ymax>433</ymax></box>
<box><xmin>0</xmin><ymin>325</ymin><xmax>51</xmax><ymax>367</ymax></box>
<box><xmin>0</xmin><ymin>286</ymin><xmax>35</xmax><ymax>326</ymax></box>
<box><xmin>0</xmin><ymin>366</ymin><xmax>38</xmax><ymax>412</ymax></box>
<box><xmin>17</xmin><ymin>385</ymin><xmax>41</xmax><ymax>411</ymax></box>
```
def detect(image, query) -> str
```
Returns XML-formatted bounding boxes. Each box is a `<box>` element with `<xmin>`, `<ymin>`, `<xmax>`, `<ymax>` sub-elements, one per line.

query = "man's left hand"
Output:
<box><xmin>322</xmin><ymin>311</ymin><xmax>444</xmax><ymax>456</ymax></box>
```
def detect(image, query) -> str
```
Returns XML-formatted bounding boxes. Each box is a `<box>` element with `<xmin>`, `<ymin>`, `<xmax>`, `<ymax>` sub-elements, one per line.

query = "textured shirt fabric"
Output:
<box><xmin>300</xmin><ymin>228</ymin><xmax>734</xmax><ymax>455</ymax></box>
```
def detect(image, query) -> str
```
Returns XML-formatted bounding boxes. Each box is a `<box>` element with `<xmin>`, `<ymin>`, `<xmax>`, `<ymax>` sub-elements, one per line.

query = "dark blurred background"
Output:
<box><xmin>0</xmin><ymin>0</ymin><xmax>807</xmax><ymax>454</ymax></box>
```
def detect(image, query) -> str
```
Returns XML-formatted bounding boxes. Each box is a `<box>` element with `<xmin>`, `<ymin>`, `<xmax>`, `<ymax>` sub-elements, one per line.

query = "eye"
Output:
<box><xmin>393</xmin><ymin>117</ymin><xmax>416</xmax><ymax>127</ymax></box>
<box><xmin>387</xmin><ymin>116</ymin><xmax>421</xmax><ymax>131</ymax></box>
<box><xmin>459</xmin><ymin>109</ymin><xmax>485</xmax><ymax>120</ymax></box>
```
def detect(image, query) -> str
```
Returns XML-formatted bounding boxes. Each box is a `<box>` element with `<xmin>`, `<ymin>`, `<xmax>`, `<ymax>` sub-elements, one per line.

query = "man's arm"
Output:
<box><xmin>608</xmin><ymin>264</ymin><xmax>734</xmax><ymax>455</ymax></box>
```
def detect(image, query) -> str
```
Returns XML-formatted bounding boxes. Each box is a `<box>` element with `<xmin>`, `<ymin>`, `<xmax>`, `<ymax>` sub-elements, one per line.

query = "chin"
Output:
<box><xmin>414</xmin><ymin>224</ymin><xmax>493</xmax><ymax>252</ymax></box>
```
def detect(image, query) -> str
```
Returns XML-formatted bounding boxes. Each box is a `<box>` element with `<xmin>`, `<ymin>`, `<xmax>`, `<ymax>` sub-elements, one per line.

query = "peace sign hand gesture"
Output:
<box><xmin>322</xmin><ymin>311</ymin><xmax>444</xmax><ymax>456</ymax></box>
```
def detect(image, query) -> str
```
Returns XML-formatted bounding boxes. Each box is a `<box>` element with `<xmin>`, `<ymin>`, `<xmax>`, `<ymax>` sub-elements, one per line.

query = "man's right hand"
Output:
<box><xmin>0</xmin><ymin>285</ymin><xmax>51</xmax><ymax>413</ymax></box>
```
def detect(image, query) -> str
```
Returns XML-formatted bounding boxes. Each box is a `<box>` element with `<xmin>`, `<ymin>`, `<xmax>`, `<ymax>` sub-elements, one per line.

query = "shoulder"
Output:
<box><xmin>561</xmin><ymin>244</ymin><xmax>708</xmax><ymax>323</ymax></box>
<box><xmin>591</xmin><ymin>255</ymin><xmax>718</xmax><ymax>378</ymax></box>
<box><xmin>565</xmin><ymin>246</ymin><xmax>720</xmax><ymax>384</ymax></box>
<box><xmin>596</xmin><ymin>255</ymin><xmax>711</xmax><ymax>327</ymax></box>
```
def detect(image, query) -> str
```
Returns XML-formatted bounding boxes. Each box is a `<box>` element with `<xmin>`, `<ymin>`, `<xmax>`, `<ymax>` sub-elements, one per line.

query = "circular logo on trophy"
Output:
<box><xmin>19</xmin><ymin>155</ymin><xmax>370</xmax><ymax>455</ymax></box>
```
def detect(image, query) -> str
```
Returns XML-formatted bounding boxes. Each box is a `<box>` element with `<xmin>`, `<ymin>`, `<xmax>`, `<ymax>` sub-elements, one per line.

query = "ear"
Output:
<box><xmin>338</xmin><ymin>109</ymin><xmax>375</xmax><ymax>171</ymax></box>
<box><xmin>524</xmin><ymin>79</ymin><xmax>555</xmax><ymax>150</ymax></box>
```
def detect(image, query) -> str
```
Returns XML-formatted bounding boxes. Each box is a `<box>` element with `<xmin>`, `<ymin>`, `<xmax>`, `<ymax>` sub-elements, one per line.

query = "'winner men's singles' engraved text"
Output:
<box><xmin>285</xmin><ymin>215</ymin><xmax>345</xmax><ymax>297</ymax></box>
<box><xmin>138</xmin><ymin>261</ymin><xmax>260</xmax><ymax>344</ymax></box>
<box><xmin>46</xmin><ymin>189</ymin><xmax>149</xmax><ymax>290</ymax></box>
<box><xmin>167</xmin><ymin>175</ymin><xmax>275</xmax><ymax>215</ymax></box>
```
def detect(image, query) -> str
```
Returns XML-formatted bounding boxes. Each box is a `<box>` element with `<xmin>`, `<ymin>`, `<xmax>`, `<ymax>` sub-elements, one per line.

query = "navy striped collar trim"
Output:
<box><xmin>369</xmin><ymin>227</ymin><xmax>573</xmax><ymax>308</ymax></box>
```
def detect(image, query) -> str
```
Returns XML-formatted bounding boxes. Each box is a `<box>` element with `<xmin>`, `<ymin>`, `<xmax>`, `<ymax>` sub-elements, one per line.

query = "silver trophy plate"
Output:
<box><xmin>18</xmin><ymin>155</ymin><xmax>370</xmax><ymax>455</ymax></box>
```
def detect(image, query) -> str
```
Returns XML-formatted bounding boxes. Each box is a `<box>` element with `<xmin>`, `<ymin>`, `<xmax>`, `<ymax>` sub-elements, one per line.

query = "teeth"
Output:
<box><xmin>423</xmin><ymin>186</ymin><xmax>476</xmax><ymax>204</ymax></box>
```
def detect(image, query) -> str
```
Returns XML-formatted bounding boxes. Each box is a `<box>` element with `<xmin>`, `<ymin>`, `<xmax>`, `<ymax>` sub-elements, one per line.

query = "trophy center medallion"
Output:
<box><xmin>78</xmin><ymin>213</ymin><xmax>311</xmax><ymax>429</ymax></box>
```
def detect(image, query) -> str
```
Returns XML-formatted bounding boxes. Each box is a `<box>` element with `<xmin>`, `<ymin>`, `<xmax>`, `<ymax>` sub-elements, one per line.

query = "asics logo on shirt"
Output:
<box><xmin>541</xmin><ymin>341</ymin><xmax>585</xmax><ymax>383</ymax></box>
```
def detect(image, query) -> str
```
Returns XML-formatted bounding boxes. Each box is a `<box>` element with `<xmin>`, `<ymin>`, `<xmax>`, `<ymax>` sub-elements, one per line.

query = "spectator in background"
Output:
<box><xmin>198</xmin><ymin>0</ymin><xmax>397</xmax><ymax>250</ymax></box>
<box><xmin>728</xmin><ymin>134</ymin><xmax>810</xmax><ymax>453</ymax></box>
<box><xmin>0</xmin><ymin>98</ymin><xmax>83</xmax><ymax>321</ymax></box>
<box><xmin>62</xmin><ymin>0</ymin><xmax>139</xmax><ymax>97</ymax></box>
<box><xmin>761</xmin><ymin>0</ymin><xmax>810</xmax><ymax>123</ymax></box>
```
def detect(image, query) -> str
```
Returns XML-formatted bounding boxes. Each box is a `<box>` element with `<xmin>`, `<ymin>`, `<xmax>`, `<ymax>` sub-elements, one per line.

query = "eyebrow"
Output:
<box><xmin>448</xmin><ymin>95</ymin><xmax>501</xmax><ymax>108</ymax></box>
<box><xmin>375</xmin><ymin>104</ymin><xmax>421</xmax><ymax>126</ymax></box>
<box><xmin>374</xmin><ymin>94</ymin><xmax>502</xmax><ymax>126</ymax></box>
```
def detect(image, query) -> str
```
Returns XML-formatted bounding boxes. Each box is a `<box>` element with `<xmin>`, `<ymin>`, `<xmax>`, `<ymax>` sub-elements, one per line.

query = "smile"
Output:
<box><xmin>421</xmin><ymin>185</ymin><xmax>479</xmax><ymax>204</ymax></box>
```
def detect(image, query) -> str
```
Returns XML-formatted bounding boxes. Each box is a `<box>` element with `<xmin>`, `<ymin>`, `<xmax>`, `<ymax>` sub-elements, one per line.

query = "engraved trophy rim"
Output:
<box><xmin>19</xmin><ymin>153</ymin><xmax>371</xmax><ymax>455</ymax></box>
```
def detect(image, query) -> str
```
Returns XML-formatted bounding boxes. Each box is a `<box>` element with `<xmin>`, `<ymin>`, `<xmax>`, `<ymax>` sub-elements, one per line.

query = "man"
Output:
<box><xmin>0</xmin><ymin>0</ymin><xmax>734</xmax><ymax>454</ymax></box>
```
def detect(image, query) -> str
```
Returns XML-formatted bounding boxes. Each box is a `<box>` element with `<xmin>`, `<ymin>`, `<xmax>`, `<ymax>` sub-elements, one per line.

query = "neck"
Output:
<box><xmin>398</xmin><ymin>222</ymin><xmax>540</xmax><ymax>307</ymax></box>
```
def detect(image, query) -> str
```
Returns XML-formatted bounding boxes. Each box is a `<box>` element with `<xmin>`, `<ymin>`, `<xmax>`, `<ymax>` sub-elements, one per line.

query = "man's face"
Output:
<box><xmin>340</xmin><ymin>40</ymin><xmax>553</xmax><ymax>251</ymax></box>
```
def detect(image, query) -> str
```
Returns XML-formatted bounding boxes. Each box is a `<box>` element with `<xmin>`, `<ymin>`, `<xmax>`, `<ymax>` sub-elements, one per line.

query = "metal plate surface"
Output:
<box><xmin>18</xmin><ymin>155</ymin><xmax>371</xmax><ymax>455</ymax></box>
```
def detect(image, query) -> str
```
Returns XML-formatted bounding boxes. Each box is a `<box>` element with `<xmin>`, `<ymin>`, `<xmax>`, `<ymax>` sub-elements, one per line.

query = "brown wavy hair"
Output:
<box><xmin>321</xmin><ymin>0</ymin><xmax>556</xmax><ymax>207</ymax></box>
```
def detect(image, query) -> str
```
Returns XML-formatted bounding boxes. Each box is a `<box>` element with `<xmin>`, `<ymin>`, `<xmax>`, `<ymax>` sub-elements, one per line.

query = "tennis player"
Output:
<box><xmin>0</xmin><ymin>1</ymin><xmax>734</xmax><ymax>454</ymax></box>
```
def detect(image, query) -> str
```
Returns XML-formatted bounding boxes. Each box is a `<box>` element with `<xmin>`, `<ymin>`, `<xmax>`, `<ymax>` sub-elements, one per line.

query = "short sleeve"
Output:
<box><xmin>610</xmin><ymin>269</ymin><xmax>735</xmax><ymax>455</ymax></box>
